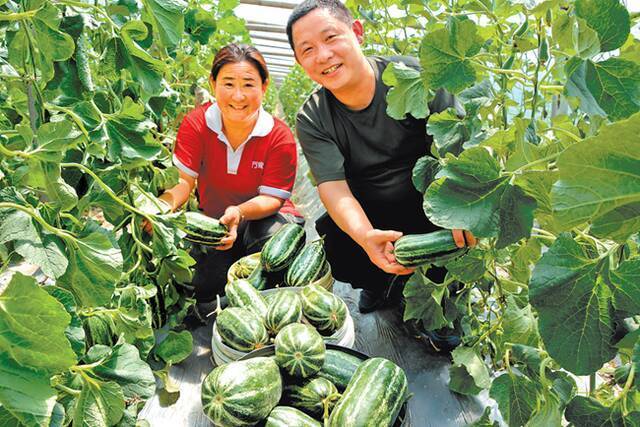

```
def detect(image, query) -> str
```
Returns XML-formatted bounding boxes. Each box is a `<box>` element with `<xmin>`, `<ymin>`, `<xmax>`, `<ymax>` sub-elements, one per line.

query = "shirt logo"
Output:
<box><xmin>251</xmin><ymin>161</ymin><xmax>264</xmax><ymax>169</ymax></box>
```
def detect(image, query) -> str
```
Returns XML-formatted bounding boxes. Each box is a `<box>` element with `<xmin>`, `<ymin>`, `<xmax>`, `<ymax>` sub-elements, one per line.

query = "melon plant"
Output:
<box><xmin>274</xmin><ymin>323</ymin><xmax>326</xmax><ymax>378</ymax></box>
<box><xmin>201</xmin><ymin>357</ymin><xmax>282</xmax><ymax>426</ymax></box>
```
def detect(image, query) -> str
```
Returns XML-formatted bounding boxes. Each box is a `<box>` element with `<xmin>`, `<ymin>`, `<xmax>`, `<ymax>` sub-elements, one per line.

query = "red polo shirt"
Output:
<box><xmin>173</xmin><ymin>102</ymin><xmax>300</xmax><ymax>218</ymax></box>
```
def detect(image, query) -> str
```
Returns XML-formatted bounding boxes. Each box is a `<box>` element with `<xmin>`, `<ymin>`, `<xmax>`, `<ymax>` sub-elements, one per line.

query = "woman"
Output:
<box><xmin>154</xmin><ymin>43</ymin><xmax>303</xmax><ymax>304</ymax></box>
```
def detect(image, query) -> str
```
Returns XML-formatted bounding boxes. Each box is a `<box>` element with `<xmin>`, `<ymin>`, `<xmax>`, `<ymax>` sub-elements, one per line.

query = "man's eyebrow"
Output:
<box><xmin>297</xmin><ymin>26</ymin><xmax>337</xmax><ymax>49</ymax></box>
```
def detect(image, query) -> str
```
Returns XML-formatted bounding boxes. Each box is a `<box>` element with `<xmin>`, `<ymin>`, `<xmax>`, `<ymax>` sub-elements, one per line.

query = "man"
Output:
<box><xmin>286</xmin><ymin>0</ymin><xmax>475</xmax><ymax>319</ymax></box>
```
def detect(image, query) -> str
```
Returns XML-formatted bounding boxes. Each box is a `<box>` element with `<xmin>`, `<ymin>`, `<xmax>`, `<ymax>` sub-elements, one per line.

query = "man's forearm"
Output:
<box><xmin>318</xmin><ymin>181</ymin><xmax>372</xmax><ymax>249</ymax></box>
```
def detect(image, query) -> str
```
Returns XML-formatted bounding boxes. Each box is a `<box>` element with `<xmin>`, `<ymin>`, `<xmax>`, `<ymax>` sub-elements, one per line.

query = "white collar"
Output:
<box><xmin>204</xmin><ymin>102</ymin><xmax>274</xmax><ymax>142</ymax></box>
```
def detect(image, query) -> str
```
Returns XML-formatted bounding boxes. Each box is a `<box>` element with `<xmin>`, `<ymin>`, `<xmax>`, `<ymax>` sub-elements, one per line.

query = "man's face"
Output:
<box><xmin>291</xmin><ymin>8</ymin><xmax>364</xmax><ymax>92</ymax></box>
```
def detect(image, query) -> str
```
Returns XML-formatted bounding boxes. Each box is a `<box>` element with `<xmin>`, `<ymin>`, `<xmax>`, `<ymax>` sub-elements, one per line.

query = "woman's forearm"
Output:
<box><xmin>159</xmin><ymin>170</ymin><xmax>197</xmax><ymax>211</ymax></box>
<box><xmin>235</xmin><ymin>194</ymin><xmax>284</xmax><ymax>221</ymax></box>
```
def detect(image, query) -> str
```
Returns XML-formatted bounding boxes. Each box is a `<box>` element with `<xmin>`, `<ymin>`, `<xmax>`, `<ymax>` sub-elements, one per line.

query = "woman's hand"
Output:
<box><xmin>452</xmin><ymin>229</ymin><xmax>477</xmax><ymax>248</ymax></box>
<box><xmin>216</xmin><ymin>205</ymin><xmax>243</xmax><ymax>251</ymax></box>
<box><xmin>141</xmin><ymin>199</ymin><xmax>172</xmax><ymax>235</ymax></box>
<box><xmin>363</xmin><ymin>229</ymin><xmax>415</xmax><ymax>276</ymax></box>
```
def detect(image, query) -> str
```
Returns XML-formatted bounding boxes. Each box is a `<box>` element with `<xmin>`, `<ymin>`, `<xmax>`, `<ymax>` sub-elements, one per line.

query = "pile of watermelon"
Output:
<box><xmin>201</xmin><ymin>323</ymin><xmax>409</xmax><ymax>426</ymax></box>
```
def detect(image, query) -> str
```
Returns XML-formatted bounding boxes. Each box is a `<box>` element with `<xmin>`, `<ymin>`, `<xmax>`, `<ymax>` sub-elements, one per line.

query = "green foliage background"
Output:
<box><xmin>0</xmin><ymin>0</ymin><xmax>639</xmax><ymax>426</ymax></box>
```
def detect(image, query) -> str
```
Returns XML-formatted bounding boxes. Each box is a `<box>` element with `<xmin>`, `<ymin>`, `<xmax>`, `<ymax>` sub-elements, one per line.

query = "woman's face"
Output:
<box><xmin>212</xmin><ymin>60</ymin><xmax>267</xmax><ymax>126</ymax></box>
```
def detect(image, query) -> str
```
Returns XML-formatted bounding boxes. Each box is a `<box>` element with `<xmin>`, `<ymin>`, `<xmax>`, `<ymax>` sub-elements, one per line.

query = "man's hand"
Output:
<box><xmin>452</xmin><ymin>229</ymin><xmax>477</xmax><ymax>248</ymax></box>
<box><xmin>216</xmin><ymin>206</ymin><xmax>243</xmax><ymax>251</ymax></box>
<box><xmin>363</xmin><ymin>229</ymin><xmax>415</xmax><ymax>275</ymax></box>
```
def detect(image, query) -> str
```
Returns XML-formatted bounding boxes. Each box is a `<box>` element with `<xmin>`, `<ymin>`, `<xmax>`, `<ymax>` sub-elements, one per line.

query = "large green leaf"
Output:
<box><xmin>402</xmin><ymin>269</ymin><xmax>448</xmax><ymax>331</ymax></box>
<box><xmin>591</xmin><ymin>202</ymin><xmax>640</xmax><ymax>243</ymax></box>
<box><xmin>0</xmin><ymin>353</ymin><xmax>57</xmax><ymax>427</ymax></box>
<box><xmin>84</xmin><ymin>343</ymin><xmax>156</xmax><ymax>401</ymax></box>
<box><xmin>451</xmin><ymin>346</ymin><xmax>492</xmax><ymax>390</ymax></box>
<box><xmin>426</xmin><ymin>108</ymin><xmax>481</xmax><ymax>157</ymax></box>
<box><xmin>419</xmin><ymin>17</ymin><xmax>483</xmax><ymax>93</ymax></box>
<box><xmin>106</xmin><ymin>21</ymin><xmax>165</xmax><ymax>96</ymax></box>
<box><xmin>21</xmin><ymin>161</ymin><xmax>78</xmax><ymax>212</ymax></box>
<box><xmin>184</xmin><ymin>8</ymin><xmax>217</xmax><ymax>44</ymax></box>
<box><xmin>551</xmin><ymin>112</ymin><xmax>640</xmax><ymax>231</ymax></box>
<box><xmin>565</xmin><ymin>57</ymin><xmax>640</xmax><ymax>121</ymax></box>
<box><xmin>529</xmin><ymin>234</ymin><xmax>615</xmax><ymax>375</ymax></box>
<box><xmin>0</xmin><ymin>204</ymin><xmax>68</xmax><ymax>278</ymax></box>
<box><xmin>45</xmin><ymin>286</ymin><xmax>85</xmax><ymax>357</ymax></box>
<box><xmin>0</xmin><ymin>273</ymin><xmax>76</xmax><ymax>373</ymax></box>
<box><xmin>575</xmin><ymin>0</ymin><xmax>630</xmax><ymax>52</ymax></box>
<box><xmin>425</xmin><ymin>148</ymin><xmax>536</xmax><ymax>245</ymax></box>
<box><xmin>58</xmin><ymin>230</ymin><xmax>123</xmax><ymax>307</ymax></box>
<box><xmin>500</xmin><ymin>296</ymin><xmax>540</xmax><ymax>348</ymax></box>
<box><xmin>489</xmin><ymin>373</ymin><xmax>538</xmax><ymax>427</ymax></box>
<box><xmin>445</xmin><ymin>249</ymin><xmax>486</xmax><ymax>282</ymax></box>
<box><xmin>448</xmin><ymin>365</ymin><xmax>482</xmax><ymax>396</ymax></box>
<box><xmin>154</xmin><ymin>330</ymin><xmax>193</xmax><ymax>364</ymax></box>
<box><xmin>73</xmin><ymin>380</ymin><xmax>125</xmax><ymax>427</ymax></box>
<box><xmin>141</xmin><ymin>0</ymin><xmax>187</xmax><ymax>49</ymax></box>
<box><xmin>411</xmin><ymin>155</ymin><xmax>440</xmax><ymax>194</ymax></box>
<box><xmin>105</xmin><ymin>97</ymin><xmax>161</xmax><ymax>166</ymax></box>
<box><xmin>608</xmin><ymin>258</ymin><xmax>640</xmax><ymax>317</ymax></box>
<box><xmin>552</xmin><ymin>13</ymin><xmax>600</xmax><ymax>59</ymax></box>
<box><xmin>27</xmin><ymin>121</ymin><xmax>82</xmax><ymax>162</ymax></box>
<box><xmin>382</xmin><ymin>61</ymin><xmax>430</xmax><ymax>120</ymax></box>
<box><xmin>565</xmin><ymin>396</ymin><xmax>640</xmax><ymax>427</ymax></box>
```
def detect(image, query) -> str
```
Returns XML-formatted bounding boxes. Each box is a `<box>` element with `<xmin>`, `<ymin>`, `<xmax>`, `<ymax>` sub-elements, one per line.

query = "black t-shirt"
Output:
<box><xmin>296</xmin><ymin>56</ymin><xmax>456</xmax><ymax>231</ymax></box>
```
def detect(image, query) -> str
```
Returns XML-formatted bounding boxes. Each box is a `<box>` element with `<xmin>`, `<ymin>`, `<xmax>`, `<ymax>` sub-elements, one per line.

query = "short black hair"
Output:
<box><xmin>286</xmin><ymin>0</ymin><xmax>353</xmax><ymax>51</ymax></box>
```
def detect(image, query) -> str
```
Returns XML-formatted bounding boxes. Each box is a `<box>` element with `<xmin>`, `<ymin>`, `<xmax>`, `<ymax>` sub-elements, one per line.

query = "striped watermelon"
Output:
<box><xmin>285</xmin><ymin>240</ymin><xmax>326</xmax><ymax>287</ymax></box>
<box><xmin>216</xmin><ymin>307</ymin><xmax>269</xmax><ymax>352</ymax></box>
<box><xmin>265</xmin><ymin>406</ymin><xmax>321</xmax><ymax>427</ymax></box>
<box><xmin>261</xmin><ymin>223</ymin><xmax>306</xmax><ymax>272</ymax></box>
<box><xmin>284</xmin><ymin>377</ymin><xmax>340</xmax><ymax>419</ymax></box>
<box><xmin>300</xmin><ymin>284</ymin><xmax>347</xmax><ymax>335</ymax></box>
<box><xmin>201</xmin><ymin>357</ymin><xmax>282</xmax><ymax>426</ymax></box>
<box><xmin>329</xmin><ymin>357</ymin><xmax>408</xmax><ymax>427</ymax></box>
<box><xmin>316</xmin><ymin>349</ymin><xmax>363</xmax><ymax>391</ymax></box>
<box><xmin>274</xmin><ymin>323</ymin><xmax>325</xmax><ymax>378</ymax></box>
<box><xmin>265</xmin><ymin>290</ymin><xmax>303</xmax><ymax>335</ymax></box>
<box><xmin>225</xmin><ymin>279</ymin><xmax>268</xmax><ymax>319</ymax></box>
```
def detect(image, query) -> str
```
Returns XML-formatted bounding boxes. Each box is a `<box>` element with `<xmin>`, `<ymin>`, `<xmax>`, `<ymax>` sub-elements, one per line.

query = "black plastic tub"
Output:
<box><xmin>240</xmin><ymin>343</ymin><xmax>409</xmax><ymax>426</ymax></box>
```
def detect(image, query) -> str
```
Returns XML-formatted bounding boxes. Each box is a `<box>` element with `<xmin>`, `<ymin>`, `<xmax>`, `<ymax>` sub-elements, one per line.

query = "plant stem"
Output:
<box><xmin>54</xmin><ymin>383</ymin><xmax>81</xmax><ymax>397</ymax></box>
<box><xmin>510</xmin><ymin>152</ymin><xmax>561</xmax><ymax>174</ymax></box>
<box><xmin>589</xmin><ymin>373</ymin><xmax>596</xmax><ymax>396</ymax></box>
<box><xmin>618</xmin><ymin>365</ymin><xmax>635</xmax><ymax>415</ymax></box>
<box><xmin>129</xmin><ymin>221</ymin><xmax>153</xmax><ymax>254</ymax></box>
<box><xmin>530</xmin><ymin>19</ymin><xmax>543</xmax><ymax>123</ymax></box>
<box><xmin>0</xmin><ymin>142</ymin><xmax>29</xmax><ymax>158</ymax></box>
<box><xmin>60</xmin><ymin>163</ymin><xmax>154</xmax><ymax>222</ymax></box>
<box><xmin>0</xmin><ymin>9</ymin><xmax>39</xmax><ymax>21</ymax></box>
<box><xmin>546</xmin><ymin>126</ymin><xmax>582</xmax><ymax>142</ymax></box>
<box><xmin>0</xmin><ymin>202</ymin><xmax>74</xmax><ymax>241</ymax></box>
<box><xmin>45</xmin><ymin>103</ymin><xmax>92</xmax><ymax>139</ymax></box>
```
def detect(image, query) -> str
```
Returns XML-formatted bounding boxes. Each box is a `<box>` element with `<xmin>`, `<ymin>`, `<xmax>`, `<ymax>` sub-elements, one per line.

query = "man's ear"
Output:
<box><xmin>352</xmin><ymin>19</ymin><xmax>364</xmax><ymax>44</ymax></box>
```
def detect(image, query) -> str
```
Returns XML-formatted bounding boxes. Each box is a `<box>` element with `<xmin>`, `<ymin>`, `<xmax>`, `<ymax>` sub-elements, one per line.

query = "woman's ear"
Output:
<box><xmin>208</xmin><ymin>75</ymin><xmax>216</xmax><ymax>94</ymax></box>
<box><xmin>262</xmin><ymin>79</ymin><xmax>269</xmax><ymax>95</ymax></box>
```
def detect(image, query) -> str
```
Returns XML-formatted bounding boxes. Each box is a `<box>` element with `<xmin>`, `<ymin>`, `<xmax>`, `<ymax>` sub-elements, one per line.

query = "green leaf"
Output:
<box><xmin>500</xmin><ymin>296</ymin><xmax>540</xmax><ymax>348</ymax></box>
<box><xmin>529</xmin><ymin>234</ymin><xmax>615</xmax><ymax>375</ymax></box>
<box><xmin>466</xmin><ymin>407</ymin><xmax>498</xmax><ymax>426</ymax></box>
<box><xmin>565</xmin><ymin>57</ymin><xmax>640</xmax><ymax>121</ymax></box>
<box><xmin>28</xmin><ymin>121</ymin><xmax>82</xmax><ymax>162</ymax></box>
<box><xmin>382</xmin><ymin>61</ymin><xmax>430</xmax><ymax>120</ymax></box>
<box><xmin>402</xmin><ymin>269</ymin><xmax>448</xmax><ymax>331</ymax></box>
<box><xmin>184</xmin><ymin>8</ymin><xmax>217</xmax><ymax>44</ymax></box>
<box><xmin>58</xmin><ymin>230</ymin><xmax>123</xmax><ymax>307</ymax></box>
<box><xmin>608</xmin><ymin>258</ymin><xmax>640</xmax><ymax>317</ymax></box>
<box><xmin>436</xmin><ymin>147</ymin><xmax>500</xmax><ymax>183</ymax></box>
<box><xmin>0</xmin><ymin>407</ymin><xmax>21</xmax><ymax>427</ymax></box>
<box><xmin>591</xmin><ymin>202</ymin><xmax>640</xmax><ymax>243</ymax></box>
<box><xmin>105</xmin><ymin>97</ymin><xmax>161</xmax><ymax>166</ymax></box>
<box><xmin>419</xmin><ymin>17</ymin><xmax>483</xmax><ymax>93</ymax></box>
<box><xmin>451</xmin><ymin>346</ymin><xmax>492</xmax><ymax>390</ymax></box>
<box><xmin>0</xmin><ymin>273</ymin><xmax>76</xmax><ymax>373</ymax></box>
<box><xmin>141</xmin><ymin>0</ymin><xmax>187</xmax><ymax>49</ymax></box>
<box><xmin>157</xmin><ymin>249</ymin><xmax>196</xmax><ymax>285</ymax></box>
<box><xmin>448</xmin><ymin>365</ymin><xmax>482</xmax><ymax>396</ymax></box>
<box><xmin>85</xmin><ymin>343</ymin><xmax>156</xmax><ymax>401</ymax></box>
<box><xmin>446</xmin><ymin>249</ymin><xmax>486</xmax><ymax>282</ymax></box>
<box><xmin>575</xmin><ymin>0</ymin><xmax>630</xmax><ymax>52</ymax></box>
<box><xmin>155</xmin><ymin>330</ymin><xmax>193</xmax><ymax>364</ymax></box>
<box><xmin>426</xmin><ymin>109</ymin><xmax>468</xmax><ymax>156</ymax></box>
<box><xmin>526</xmin><ymin>395</ymin><xmax>562</xmax><ymax>427</ymax></box>
<box><xmin>74</xmin><ymin>380</ymin><xmax>125</xmax><ymax>427</ymax></box>
<box><xmin>106</xmin><ymin>21</ymin><xmax>165</xmax><ymax>96</ymax></box>
<box><xmin>45</xmin><ymin>286</ymin><xmax>85</xmax><ymax>357</ymax></box>
<box><xmin>489</xmin><ymin>373</ymin><xmax>538</xmax><ymax>427</ymax></box>
<box><xmin>0</xmin><ymin>204</ymin><xmax>68</xmax><ymax>278</ymax></box>
<box><xmin>552</xmin><ymin>13</ymin><xmax>600</xmax><ymax>59</ymax></box>
<box><xmin>0</xmin><ymin>353</ymin><xmax>57</xmax><ymax>427</ymax></box>
<box><xmin>496</xmin><ymin>184</ymin><xmax>536</xmax><ymax>249</ymax></box>
<box><xmin>21</xmin><ymin>161</ymin><xmax>78</xmax><ymax>212</ymax></box>
<box><xmin>411</xmin><ymin>155</ymin><xmax>440</xmax><ymax>194</ymax></box>
<box><xmin>565</xmin><ymin>396</ymin><xmax>630</xmax><ymax>427</ymax></box>
<box><xmin>551</xmin><ymin>112</ymin><xmax>640</xmax><ymax>230</ymax></box>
